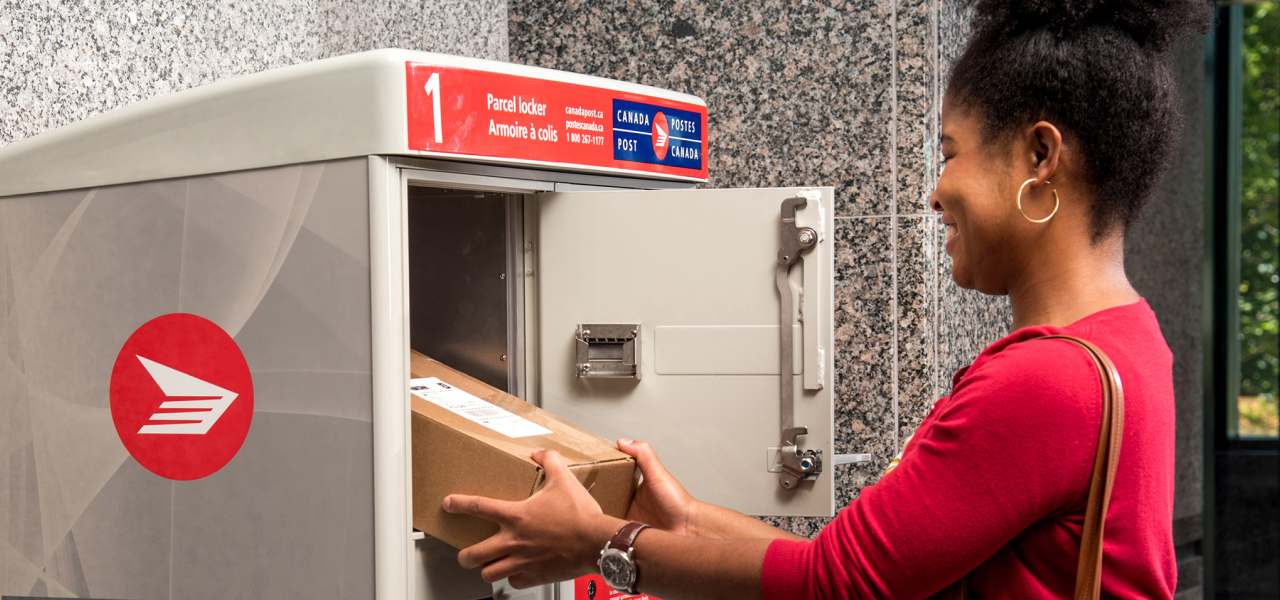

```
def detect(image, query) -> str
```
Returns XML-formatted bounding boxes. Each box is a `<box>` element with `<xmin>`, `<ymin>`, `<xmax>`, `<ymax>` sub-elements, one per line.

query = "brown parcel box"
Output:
<box><xmin>410</xmin><ymin>351</ymin><xmax>636</xmax><ymax>549</ymax></box>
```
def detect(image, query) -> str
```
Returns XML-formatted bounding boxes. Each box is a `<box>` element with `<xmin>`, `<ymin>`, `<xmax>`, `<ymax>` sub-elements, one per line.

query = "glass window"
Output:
<box><xmin>1232</xmin><ymin>1</ymin><xmax>1278</xmax><ymax>439</ymax></box>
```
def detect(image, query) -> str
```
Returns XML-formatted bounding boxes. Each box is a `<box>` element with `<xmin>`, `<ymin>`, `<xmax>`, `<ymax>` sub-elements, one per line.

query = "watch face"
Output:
<box><xmin>599</xmin><ymin>550</ymin><xmax>635</xmax><ymax>588</ymax></box>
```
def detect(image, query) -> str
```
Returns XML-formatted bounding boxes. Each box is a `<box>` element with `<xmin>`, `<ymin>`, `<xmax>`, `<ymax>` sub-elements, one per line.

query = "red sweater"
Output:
<box><xmin>762</xmin><ymin>299</ymin><xmax>1177</xmax><ymax>599</ymax></box>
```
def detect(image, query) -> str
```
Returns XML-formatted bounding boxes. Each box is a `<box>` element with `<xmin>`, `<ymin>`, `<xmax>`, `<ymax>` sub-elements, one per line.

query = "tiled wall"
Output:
<box><xmin>0</xmin><ymin>0</ymin><xmax>509</xmax><ymax>147</ymax></box>
<box><xmin>511</xmin><ymin>0</ymin><xmax>1012</xmax><ymax>535</ymax></box>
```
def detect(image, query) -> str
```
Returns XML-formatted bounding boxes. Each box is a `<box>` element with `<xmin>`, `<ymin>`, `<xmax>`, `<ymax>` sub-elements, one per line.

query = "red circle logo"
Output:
<box><xmin>652</xmin><ymin>111</ymin><xmax>670</xmax><ymax>160</ymax></box>
<box><xmin>109</xmin><ymin>313</ymin><xmax>254</xmax><ymax>481</ymax></box>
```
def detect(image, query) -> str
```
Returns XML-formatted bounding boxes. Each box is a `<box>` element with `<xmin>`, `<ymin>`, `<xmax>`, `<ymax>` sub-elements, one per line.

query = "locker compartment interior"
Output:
<box><xmin>407</xmin><ymin>185</ymin><xmax>516</xmax><ymax>393</ymax></box>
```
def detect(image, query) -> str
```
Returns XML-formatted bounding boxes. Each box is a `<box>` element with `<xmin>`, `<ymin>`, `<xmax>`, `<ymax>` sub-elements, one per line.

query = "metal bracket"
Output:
<box><xmin>776</xmin><ymin>196</ymin><xmax>822</xmax><ymax>489</ymax></box>
<box><xmin>778</xmin><ymin>427</ymin><xmax>823</xmax><ymax>489</ymax></box>
<box><xmin>833</xmin><ymin>453</ymin><xmax>873</xmax><ymax>466</ymax></box>
<box><xmin>575</xmin><ymin>324</ymin><xmax>641</xmax><ymax>379</ymax></box>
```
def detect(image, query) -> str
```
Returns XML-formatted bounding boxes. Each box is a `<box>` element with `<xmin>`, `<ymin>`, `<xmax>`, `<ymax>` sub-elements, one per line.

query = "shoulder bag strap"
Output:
<box><xmin>1041</xmin><ymin>335</ymin><xmax>1125</xmax><ymax>600</ymax></box>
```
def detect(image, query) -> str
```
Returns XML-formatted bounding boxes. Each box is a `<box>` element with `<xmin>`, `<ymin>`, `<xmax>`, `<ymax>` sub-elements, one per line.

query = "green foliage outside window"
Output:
<box><xmin>1237</xmin><ymin>1</ymin><xmax>1279</xmax><ymax>437</ymax></box>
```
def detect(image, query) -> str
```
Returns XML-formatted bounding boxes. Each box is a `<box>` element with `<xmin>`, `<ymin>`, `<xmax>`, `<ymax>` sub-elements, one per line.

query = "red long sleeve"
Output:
<box><xmin>762</xmin><ymin>300</ymin><xmax>1176</xmax><ymax>599</ymax></box>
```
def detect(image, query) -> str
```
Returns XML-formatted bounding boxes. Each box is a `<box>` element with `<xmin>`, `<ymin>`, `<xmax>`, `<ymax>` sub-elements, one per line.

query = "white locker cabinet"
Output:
<box><xmin>0</xmin><ymin>50</ymin><xmax>835</xmax><ymax>600</ymax></box>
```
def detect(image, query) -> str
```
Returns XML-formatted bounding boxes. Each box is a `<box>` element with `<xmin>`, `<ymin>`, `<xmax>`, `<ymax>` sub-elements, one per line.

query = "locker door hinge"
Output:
<box><xmin>775</xmin><ymin>196</ymin><xmax>823</xmax><ymax>490</ymax></box>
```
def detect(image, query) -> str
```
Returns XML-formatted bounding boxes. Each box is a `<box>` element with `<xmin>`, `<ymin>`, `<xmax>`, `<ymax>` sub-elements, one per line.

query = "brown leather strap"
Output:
<box><xmin>1041</xmin><ymin>335</ymin><xmax>1125</xmax><ymax>600</ymax></box>
<box><xmin>608</xmin><ymin>521</ymin><xmax>649</xmax><ymax>551</ymax></box>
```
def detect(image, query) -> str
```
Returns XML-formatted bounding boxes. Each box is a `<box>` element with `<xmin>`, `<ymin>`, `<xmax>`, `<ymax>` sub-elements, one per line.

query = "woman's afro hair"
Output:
<box><xmin>948</xmin><ymin>0</ymin><xmax>1211</xmax><ymax>239</ymax></box>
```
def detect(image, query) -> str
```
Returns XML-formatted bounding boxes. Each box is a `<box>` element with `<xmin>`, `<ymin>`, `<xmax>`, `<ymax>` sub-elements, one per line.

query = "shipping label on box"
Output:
<box><xmin>410</xmin><ymin>377</ymin><xmax>552</xmax><ymax>438</ymax></box>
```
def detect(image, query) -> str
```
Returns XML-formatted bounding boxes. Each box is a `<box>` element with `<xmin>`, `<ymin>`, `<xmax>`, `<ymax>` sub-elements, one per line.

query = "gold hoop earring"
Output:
<box><xmin>1017</xmin><ymin>177</ymin><xmax>1060</xmax><ymax>224</ymax></box>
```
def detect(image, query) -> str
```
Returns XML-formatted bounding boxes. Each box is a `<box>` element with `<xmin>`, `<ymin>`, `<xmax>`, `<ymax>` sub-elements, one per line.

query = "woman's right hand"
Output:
<box><xmin>616</xmin><ymin>438</ymin><xmax>699</xmax><ymax>536</ymax></box>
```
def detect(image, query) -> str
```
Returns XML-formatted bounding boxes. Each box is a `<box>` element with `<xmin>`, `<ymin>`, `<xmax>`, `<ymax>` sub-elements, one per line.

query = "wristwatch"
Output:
<box><xmin>597</xmin><ymin>521</ymin><xmax>649</xmax><ymax>594</ymax></box>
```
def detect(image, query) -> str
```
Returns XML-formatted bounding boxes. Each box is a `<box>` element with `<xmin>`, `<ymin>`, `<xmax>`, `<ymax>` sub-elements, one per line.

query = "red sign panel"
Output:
<box><xmin>574</xmin><ymin>574</ymin><xmax>662</xmax><ymax>600</ymax></box>
<box><xmin>110</xmin><ymin>313</ymin><xmax>254</xmax><ymax>481</ymax></box>
<box><xmin>405</xmin><ymin>63</ymin><xmax>708</xmax><ymax>180</ymax></box>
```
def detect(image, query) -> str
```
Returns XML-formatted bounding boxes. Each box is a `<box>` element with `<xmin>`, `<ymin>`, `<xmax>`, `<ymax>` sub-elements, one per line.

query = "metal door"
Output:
<box><xmin>535</xmin><ymin>187</ymin><xmax>834</xmax><ymax>517</ymax></box>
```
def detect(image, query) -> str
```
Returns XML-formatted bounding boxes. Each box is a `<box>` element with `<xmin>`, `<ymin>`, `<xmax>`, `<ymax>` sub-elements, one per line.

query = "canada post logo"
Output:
<box><xmin>109</xmin><ymin>313</ymin><xmax>254</xmax><ymax>481</ymax></box>
<box><xmin>652</xmin><ymin>112</ymin><xmax>670</xmax><ymax>160</ymax></box>
<box><xmin>612</xmin><ymin>99</ymin><xmax>702</xmax><ymax>170</ymax></box>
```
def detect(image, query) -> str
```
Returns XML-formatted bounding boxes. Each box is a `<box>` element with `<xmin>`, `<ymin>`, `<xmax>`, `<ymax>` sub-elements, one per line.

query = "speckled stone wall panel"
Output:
<box><xmin>896</xmin><ymin>216</ymin><xmax>939</xmax><ymax>440</ymax></box>
<box><xmin>1125</xmin><ymin>38</ymin><xmax>1205</xmax><ymax>522</ymax></box>
<box><xmin>892</xmin><ymin>0</ymin><xmax>941</xmax><ymax>451</ymax></box>
<box><xmin>509</xmin><ymin>0</ymin><xmax>896</xmax><ymax>216</ymax></box>
<box><xmin>895</xmin><ymin>0</ymin><xmax>936</xmax><ymax>216</ymax></box>
<box><xmin>938</xmin><ymin>0</ymin><xmax>971</xmax><ymax>89</ymax></box>
<box><xmin>313</xmin><ymin>0</ymin><xmax>507</xmax><ymax>59</ymax></box>
<box><xmin>832</xmin><ymin>217</ymin><xmax>899</xmax><ymax>502</ymax></box>
<box><xmin>0</xmin><ymin>0</ymin><xmax>508</xmax><ymax>147</ymax></box>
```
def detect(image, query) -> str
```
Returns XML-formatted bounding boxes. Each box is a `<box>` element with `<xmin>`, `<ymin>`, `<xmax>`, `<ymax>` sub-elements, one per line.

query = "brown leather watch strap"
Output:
<box><xmin>608</xmin><ymin>521</ymin><xmax>649</xmax><ymax>551</ymax></box>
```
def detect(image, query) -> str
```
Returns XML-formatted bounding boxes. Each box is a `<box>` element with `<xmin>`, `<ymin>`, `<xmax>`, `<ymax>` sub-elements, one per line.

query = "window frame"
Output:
<box><xmin>1208</xmin><ymin>3</ymin><xmax>1279</xmax><ymax>451</ymax></box>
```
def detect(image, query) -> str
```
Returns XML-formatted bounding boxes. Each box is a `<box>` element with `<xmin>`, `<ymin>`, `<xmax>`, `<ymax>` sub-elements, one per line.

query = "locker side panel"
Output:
<box><xmin>0</xmin><ymin>158</ymin><xmax>375</xmax><ymax>599</ymax></box>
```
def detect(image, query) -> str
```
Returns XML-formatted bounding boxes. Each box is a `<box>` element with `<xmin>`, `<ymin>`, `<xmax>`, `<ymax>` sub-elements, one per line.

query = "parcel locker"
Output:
<box><xmin>0</xmin><ymin>49</ymin><xmax>835</xmax><ymax>600</ymax></box>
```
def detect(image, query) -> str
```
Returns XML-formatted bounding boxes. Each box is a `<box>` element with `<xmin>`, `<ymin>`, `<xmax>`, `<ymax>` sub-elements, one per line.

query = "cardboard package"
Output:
<box><xmin>410</xmin><ymin>351</ymin><xmax>636</xmax><ymax>549</ymax></box>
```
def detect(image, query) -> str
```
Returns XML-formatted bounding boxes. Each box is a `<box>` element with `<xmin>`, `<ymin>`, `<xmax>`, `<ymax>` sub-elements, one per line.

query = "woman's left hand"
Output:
<box><xmin>443</xmin><ymin>448</ymin><xmax>624</xmax><ymax>588</ymax></box>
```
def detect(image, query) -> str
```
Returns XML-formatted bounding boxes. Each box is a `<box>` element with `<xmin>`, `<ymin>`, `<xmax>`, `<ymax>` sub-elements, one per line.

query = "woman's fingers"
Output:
<box><xmin>457</xmin><ymin>533</ymin><xmax>515</xmax><ymax>570</ymax></box>
<box><xmin>443</xmin><ymin>493</ymin><xmax>517</xmax><ymax>524</ymax></box>
<box><xmin>440</xmin><ymin>450</ymin><xmax>613</xmax><ymax>589</ymax></box>
<box><xmin>480</xmin><ymin>555</ymin><xmax>529</xmax><ymax>584</ymax></box>
<box><xmin>531</xmin><ymin>448</ymin><xmax>574</xmax><ymax>486</ymax></box>
<box><xmin>617</xmin><ymin>438</ymin><xmax>670</xmax><ymax>481</ymax></box>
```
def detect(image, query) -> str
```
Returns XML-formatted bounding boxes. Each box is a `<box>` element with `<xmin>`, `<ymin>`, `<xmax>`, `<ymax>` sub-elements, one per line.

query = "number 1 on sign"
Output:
<box><xmin>424</xmin><ymin>72</ymin><xmax>442</xmax><ymax>144</ymax></box>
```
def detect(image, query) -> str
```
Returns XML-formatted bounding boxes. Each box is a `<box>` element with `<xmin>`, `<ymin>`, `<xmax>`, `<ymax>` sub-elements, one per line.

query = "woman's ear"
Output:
<box><xmin>1028</xmin><ymin>120</ymin><xmax>1063</xmax><ymax>182</ymax></box>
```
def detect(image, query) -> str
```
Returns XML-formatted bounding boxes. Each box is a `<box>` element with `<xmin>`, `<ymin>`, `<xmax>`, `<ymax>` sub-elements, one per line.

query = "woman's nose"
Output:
<box><xmin>929</xmin><ymin>189</ymin><xmax>943</xmax><ymax>213</ymax></box>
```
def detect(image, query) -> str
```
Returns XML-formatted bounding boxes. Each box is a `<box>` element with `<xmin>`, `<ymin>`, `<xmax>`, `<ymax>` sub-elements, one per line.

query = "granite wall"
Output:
<box><xmin>0</xmin><ymin>0</ymin><xmax>508</xmax><ymax>147</ymax></box>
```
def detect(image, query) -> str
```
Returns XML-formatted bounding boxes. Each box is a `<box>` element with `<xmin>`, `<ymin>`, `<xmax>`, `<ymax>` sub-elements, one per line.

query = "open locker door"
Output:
<box><xmin>534</xmin><ymin>187</ymin><xmax>834</xmax><ymax>517</ymax></box>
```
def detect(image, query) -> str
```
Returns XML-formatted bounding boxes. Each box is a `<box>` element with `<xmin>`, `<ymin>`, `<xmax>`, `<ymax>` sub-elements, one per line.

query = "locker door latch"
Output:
<box><xmin>776</xmin><ymin>196</ymin><xmax>823</xmax><ymax>490</ymax></box>
<box><xmin>575</xmin><ymin>324</ymin><xmax>641</xmax><ymax>379</ymax></box>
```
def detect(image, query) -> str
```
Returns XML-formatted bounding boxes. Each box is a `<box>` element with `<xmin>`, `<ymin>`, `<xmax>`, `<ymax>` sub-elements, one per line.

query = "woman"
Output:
<box><xmin>441</xmin><ymin>1</ymin><xmax>1209</xmax><ymax>597</ymax></box>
